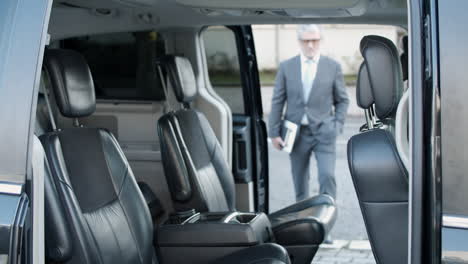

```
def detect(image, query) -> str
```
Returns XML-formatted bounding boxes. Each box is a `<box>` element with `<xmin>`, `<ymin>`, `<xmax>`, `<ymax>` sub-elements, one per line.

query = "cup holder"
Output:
<box><xmin>167</xmin><ymin>211</ymin><xmax>262</xmax><ymax>226</ymax></box>
<box><xmin>222</xmin><ymin>212</ymin><xmax>258</xmax><ymax>224</ymax></box>
<box><xmin>168</xmin><ymin>209</ymin><xmax>197</xmax><ymax>224</ymax></box>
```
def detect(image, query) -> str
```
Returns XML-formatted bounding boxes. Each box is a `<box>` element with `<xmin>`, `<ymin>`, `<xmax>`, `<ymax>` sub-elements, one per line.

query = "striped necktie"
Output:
<box><xmin>303</xmin><ymin>59</ymin><xmax>314</xmax><ymax>102</ymax></box>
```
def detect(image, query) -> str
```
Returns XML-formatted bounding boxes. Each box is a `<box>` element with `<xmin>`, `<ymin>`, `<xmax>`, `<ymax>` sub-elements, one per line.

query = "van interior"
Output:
<box><xmin>35</xmin><ymin>0</ymin><xmax>410</xmax><ymax>263</ymax></box>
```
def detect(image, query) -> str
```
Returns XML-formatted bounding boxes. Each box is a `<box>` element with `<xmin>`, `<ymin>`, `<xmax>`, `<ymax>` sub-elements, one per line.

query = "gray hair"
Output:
<box><xmin>296</xmin><ymin>24</ymin><xmax>322</xmax><ymax>39</ymax></box>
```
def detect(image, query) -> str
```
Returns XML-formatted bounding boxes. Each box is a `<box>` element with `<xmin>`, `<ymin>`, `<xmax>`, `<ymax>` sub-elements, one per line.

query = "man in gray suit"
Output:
<box><xmin>269</xmin><ymin>24</ymin><xmax>349</xmax><ymax>202</ymax></box>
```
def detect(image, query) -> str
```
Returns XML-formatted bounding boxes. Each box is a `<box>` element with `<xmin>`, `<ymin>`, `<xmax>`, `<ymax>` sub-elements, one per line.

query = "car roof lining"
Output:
<box><xmin>48</xmin><ymin>0</ymin><xmax>407</xmax><ymax>41</ymax></box>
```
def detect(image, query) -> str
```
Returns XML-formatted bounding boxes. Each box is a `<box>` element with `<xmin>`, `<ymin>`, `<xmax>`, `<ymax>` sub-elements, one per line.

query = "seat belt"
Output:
<box><xmin>41</xmin><ymin>68</ymin><xmax>58</xmax><ymax>131</ymax></box>
<box><xmin>156</xmin><ymin>60</ymin><xmax>171</xmax><ymax>114</ymax></box>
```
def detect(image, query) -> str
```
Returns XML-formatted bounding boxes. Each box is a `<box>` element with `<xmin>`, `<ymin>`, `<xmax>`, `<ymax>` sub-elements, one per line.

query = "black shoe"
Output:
<box><xmin>323</xmin><ymin>235</ymin><xmax>333</xmax><ymax>244</ymax></box>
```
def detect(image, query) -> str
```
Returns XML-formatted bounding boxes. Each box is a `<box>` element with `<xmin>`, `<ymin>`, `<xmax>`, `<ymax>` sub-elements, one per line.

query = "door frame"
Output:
<box><xmin>229</xmin><ymin>25</ymin><xmax>270</xmax><ymax>213</ymax></box>
<box><xmin>408</xmin><ymin>0</ymin><xmax>442</xmax><ymax>263</ymax></box>
<box><xmin>0</xmin><ymin>0</ymin><xmax>52</xmax><ymax>263</ymax></box>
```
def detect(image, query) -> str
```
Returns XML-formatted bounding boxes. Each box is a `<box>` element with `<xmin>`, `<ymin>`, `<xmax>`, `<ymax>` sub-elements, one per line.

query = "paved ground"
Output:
<box><xmin>314</xmin><ymin>245</ymin><xmax>376</xmax><ymax>264</ymax></box>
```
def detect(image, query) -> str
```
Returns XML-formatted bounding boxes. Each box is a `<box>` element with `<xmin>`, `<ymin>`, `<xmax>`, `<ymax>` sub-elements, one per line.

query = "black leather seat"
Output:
<box><xmin>157</xmin><ymin>55</ymin><xmax>337</xmax><ymax>263</ymax></box>
<box><xmin>347</xmin><ymin>36</ymin><xmax>408</xmax><ymax>264</ymax></box>
<box><xmin>41</xmin><ymin>49</ymin><xmax>290</xmax><ymax>264</ymax></box>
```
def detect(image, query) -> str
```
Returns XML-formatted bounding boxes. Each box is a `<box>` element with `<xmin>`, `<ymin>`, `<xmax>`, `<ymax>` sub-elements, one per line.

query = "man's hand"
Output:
<box><xmin>335</xmin><ymin>121</ymin><xmax>344</xmax><ymax>135</ymax></box>
<box><xmin>271</xmin><ymin>137</ymin><xmax>285</xmax><ymax>150</ymax></box>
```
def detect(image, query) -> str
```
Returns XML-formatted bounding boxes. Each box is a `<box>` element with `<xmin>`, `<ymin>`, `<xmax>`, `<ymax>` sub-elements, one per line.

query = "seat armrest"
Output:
<box><xmin>269</xmin><ymin>195</ymin><xmax>337</xmax><ymax>245</ymax></box>
<box><xmin>158</xmin><ymin>223</ymin><xmax>259</xmax><ymax>246</ymax></box>
<box><xmin>157</xmin><ymin>212</ymin><xmax>273</xmax><ymax>247</ymax></box>
<box><xmin>156</xmin><ymin>212</ymin><xmax>276</xmax><ymax>264</ymax></box>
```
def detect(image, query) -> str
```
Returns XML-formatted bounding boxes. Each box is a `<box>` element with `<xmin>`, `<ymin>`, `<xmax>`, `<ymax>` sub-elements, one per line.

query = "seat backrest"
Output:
<box><xmin>41</xmin><ymin>49</ymin><xmax>156</xmax><ymax>264</ymax></box>
<box><xmin>347</xmin><ymin>36</ymin><xmax>408</xmax><ymax>264</ymax></box>
<box><xmin>157</xmin><ymin>55</ymin><xmax>235</xmax><ymax>213</ymax></box>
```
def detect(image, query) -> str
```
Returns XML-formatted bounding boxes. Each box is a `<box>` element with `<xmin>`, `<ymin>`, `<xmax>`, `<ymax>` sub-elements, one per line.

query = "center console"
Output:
<box><xmin>156</xmin><ymin>211</ymin><xmax>274</xmax><ymax>264</ymax></box>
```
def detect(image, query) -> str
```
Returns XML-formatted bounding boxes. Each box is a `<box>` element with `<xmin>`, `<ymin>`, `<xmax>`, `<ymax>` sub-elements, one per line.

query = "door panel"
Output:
<box><xmin>202</xmin><ymin>26</ymin><xmax>267</xmax><ymax>212</ymax></box>
<box><xmin>233</xmin><ymin>115</ymin><xmax>255</xmax><ymax>212</ymax></box>
<box><xmin>233</xmin><ymin>115</ymin><xmax>253</xmax><ymax>184</ymax></box>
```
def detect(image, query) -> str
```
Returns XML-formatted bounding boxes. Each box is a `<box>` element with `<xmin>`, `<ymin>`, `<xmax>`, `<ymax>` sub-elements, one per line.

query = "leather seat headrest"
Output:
<box><xmin>44</xmin><ymin>49</ymin><xmax>96</xmax><ymax>118</ymax></box>
<box><xmin>360</xmin><ymin>35</ymin><xmax>404</xmax><ymax>119</ymax></box>
<box><xmin>159</xmin><ymin>55</ymin><xmax>196</xmax><ymax>104</ymax></box>
<box><xmin>356</xmin><ymin>63</ymin><xmax>373</xmax><ymax>109</ymax></box>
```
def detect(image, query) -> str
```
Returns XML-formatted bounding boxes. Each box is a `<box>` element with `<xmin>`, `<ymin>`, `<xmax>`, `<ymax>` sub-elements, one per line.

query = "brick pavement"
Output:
<box><xmin>312</xmin><ymin>241</ymin><xmax>376</xmax><ymax>264</ymax></box>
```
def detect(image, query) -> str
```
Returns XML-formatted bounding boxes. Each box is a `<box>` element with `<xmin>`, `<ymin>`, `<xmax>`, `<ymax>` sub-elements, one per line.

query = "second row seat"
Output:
<box><xmin>157</xmin><ymin>55</ymin><xmax>337</xmax><ymax>263</ymax></box>
<box><xmin>41</xmin><ymin>49</ymin><xmax>291</xmax><ymax>264</ymax></box>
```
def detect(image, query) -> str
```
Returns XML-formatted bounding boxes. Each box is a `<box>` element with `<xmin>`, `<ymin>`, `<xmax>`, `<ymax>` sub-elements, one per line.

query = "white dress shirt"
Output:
<box><xmin>300</xmin><ymin>53</ymin><xmax>320</xmax><ymax>125</ymax></box>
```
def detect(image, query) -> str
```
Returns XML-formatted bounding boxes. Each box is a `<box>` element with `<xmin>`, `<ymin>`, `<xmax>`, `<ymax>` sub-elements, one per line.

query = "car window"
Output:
<box><xmin>203</xmin><ymin>26</ymin><xmax>245</xmax><ymax>114</ymax></box>
<box><xmin>62</xmin><ymin>31</ymin><xmax>166</xmax><ymax>101</ymax></box>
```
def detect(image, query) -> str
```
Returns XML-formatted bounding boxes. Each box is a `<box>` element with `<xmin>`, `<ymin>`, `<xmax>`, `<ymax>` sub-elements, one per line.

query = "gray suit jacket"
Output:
<box><xmin>268</xmin><ymin>55</ymin><xmax>349</xmax><ymax>143</ymax></box>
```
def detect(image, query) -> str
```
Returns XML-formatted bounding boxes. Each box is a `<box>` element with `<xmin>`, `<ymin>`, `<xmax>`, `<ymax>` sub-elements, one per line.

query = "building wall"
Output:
<box><xmin>252</xmin><ymin>24</ymin><xmax>402</xmax><ymax>74</ymax></box>
<box><xmin>203</xmin><ymin>24</ymin><xmax>403</xmax><ymax>75</ymax></box>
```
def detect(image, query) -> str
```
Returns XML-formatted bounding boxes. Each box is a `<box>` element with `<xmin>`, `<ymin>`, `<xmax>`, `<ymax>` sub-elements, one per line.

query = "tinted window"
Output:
<box><xmin>62</xmin><ymin>31</ymin><xmax>166</xmax><ymax>101</ymax></box>
<box><xmin>203</xmin><ymin>26</ymin><xmax>245</xmax><ymax>114</ymax></box>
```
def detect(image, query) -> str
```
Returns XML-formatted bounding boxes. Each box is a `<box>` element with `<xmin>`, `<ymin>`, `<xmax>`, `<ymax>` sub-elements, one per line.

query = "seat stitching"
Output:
<box><xmin>100</xmin><ymin>132</ymin><xmax>144</xmax><ymax>263</ymax></box>
<box><xmin>210</xmin><ymin>147</ymin><xmax>229</xmax><ymax>208</ymax></box>
<box><xmin>202</xmin><ymin>165</ymin><xmax>225</xmax><ymax>210</ymax></box>
<box><xmin>193</xmin><ymin>111</ymin><xmax>227</xmax><ymax>210</ymax></box>
<box><xmin>104</xmin><ymin>130</ymin><xmax>132</xmax><ymax>196</ymax></box>
<box><xmin>82</xmin><ymin>214</ymin><xmax>106</xmax><ymax>264</ymax></box>
<box><xmin>44</xmin><ymin>134</ymin><xmax>103</xmax><ymax>264</ymax></box>
<box><xmin>99</xmin><ymin>130</ymin><xmax>121</xmax><ymax>195</ymax></box>
<box><xmin>101</xmin><ymin>203</ymin><xmax>124</xmax><ymax>262</ymax></box>
<box><xmin>200</xmin><ymin>168</ymin><xmax>217</xmax><ymax>210</ymax></box>
<box><xmin>117</xmin><ymin>166</ymin><xmax>129</xmax><ymax>197</ymax></box>
<box><xmin>172</xmin><ymin>113</ymin><xmax>211</xmax><ymax>210</ymax></box>
<box><xmin>118</xmin><ymin>195</ymin><xmax>145</xmax><ymax>264</ymax></box>
<box><xmin>382</xmin><ymin>130</ymin><xmax>409</xmax><ymax>183</ymax></box>
<box><xmin>207</xmin><ymin>136</ymin><xmax>229</xmax><ymax>208</ymax></box>
<box><xmin>57</xmin><ymin>179</ymin><xmax>73</xmax><ymax>190</ymax></box>
<box><xmin>194</xmin><ymin>168</ymin><xmax>212</xmax><ymax>209</ymax></box>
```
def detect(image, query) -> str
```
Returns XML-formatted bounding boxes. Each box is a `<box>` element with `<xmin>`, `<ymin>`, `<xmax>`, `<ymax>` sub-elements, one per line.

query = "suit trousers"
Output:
<box><xmin>289</xmin><ymin>125</ymin><xmax>337</xmax><ymax>202</ymax></box>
